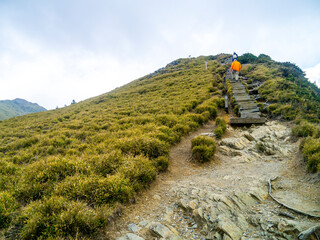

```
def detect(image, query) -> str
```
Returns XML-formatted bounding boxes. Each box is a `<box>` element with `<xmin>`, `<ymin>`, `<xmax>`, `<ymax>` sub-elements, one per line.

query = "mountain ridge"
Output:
<box><xmin>0</xmin><ymin>98</ymin><xmax>46</xmax><ymax>120</ymax></box>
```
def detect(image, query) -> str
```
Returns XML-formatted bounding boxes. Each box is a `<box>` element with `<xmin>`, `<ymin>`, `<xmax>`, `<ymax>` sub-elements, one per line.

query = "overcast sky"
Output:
<box><xmin>1</xmin><ymin>0</ymin><xmax>320</xmax><ymax>110</ymax></box>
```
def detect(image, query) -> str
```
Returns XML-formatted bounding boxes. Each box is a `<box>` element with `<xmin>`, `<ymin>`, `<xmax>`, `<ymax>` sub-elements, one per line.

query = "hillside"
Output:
<box><xmin>0</xmin><ymin>54</ymin><xmax>319</xmax><ymax>239</ymax></box>
<box><xmin>0</xmin><ymin>98</ymin><xmax>46</xmax><ymax>120</ymax></box>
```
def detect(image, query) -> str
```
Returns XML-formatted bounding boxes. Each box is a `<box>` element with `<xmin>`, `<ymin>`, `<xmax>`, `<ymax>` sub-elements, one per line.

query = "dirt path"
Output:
<box><xmin>105</xmin><ymin>120</ymin><xmax>320</xmax><ymax>240</ymax></box>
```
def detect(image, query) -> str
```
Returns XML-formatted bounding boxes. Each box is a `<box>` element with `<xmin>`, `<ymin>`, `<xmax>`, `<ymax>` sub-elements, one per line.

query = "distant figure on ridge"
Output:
<box><xmin>231</xmin><ymin>59</ymin><xmax>241</xmax><ymax>81</ymax></box>
<box><xmin>232</xmin><ymin>52</ymin><xmax>238</xmax><ymax>62</ymax></box>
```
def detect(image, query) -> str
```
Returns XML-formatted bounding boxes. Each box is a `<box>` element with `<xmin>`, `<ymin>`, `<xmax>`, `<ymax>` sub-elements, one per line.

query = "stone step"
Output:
<box><xmin>238</xmin><ymin>103</ymin><xmax>258</xmax><ymax>110</ymax></box>
<box><xmin>240</xmin><ymin>112</ymin><xmax>261</xmax><ymax>119</ymax></box>
<box><xmin>227</xmin><ymin>74</ymin><xmax>265</xmax><ymax>125</ymax></box>
<box><xmin>233</xmin><ymin>90</ymin><xmax>247</xmax><ymax>95</ymax></box>
<box><xmin>234</xmin><ymin>96</ymin><xmax>252</xmax><ymax>102</ymax></box>
<box><xmin>230</xmin><ymin>117</ymin><xmax>266</xmax><ymax>125</ymax></box>
<box><xmin>239</xmin><ymin>108</ymin><xmax>260</xmax><ymax>114</ymax></box>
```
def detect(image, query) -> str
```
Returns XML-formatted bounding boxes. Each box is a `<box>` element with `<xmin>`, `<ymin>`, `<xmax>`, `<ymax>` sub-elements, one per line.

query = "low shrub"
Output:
<box><xmin>301</xmin><ymin>137</ymin><xmax>320</xmax><ymax>173</ymax></box>
<box><xmin>117</xmin><ymin>135</ymin><xmax>169</xmax><ymax>159</ymax></box>
<box><xmin>185</xmin><ymin>113</ymin><xmax>206</xmax><ymax>126</ymax></box>
<box><xmin>0</xmin><ymin>192</ymin><xmax>18</xmax><ymax>229</ymax></box>
<box><xmin>119</xmin><ymin>155</ymin><xmax>157</xmax><ymax>190</ymax></box>
<box><xmin>292</xmin><ymin>121</ymin><xmax>316</xmax><ymax>137</ymax></box>
<box><xmin>272</xmin><ymin>104</ymin><xmax>298</xmax><ymax>120</ymax></box>
<box><xmin>152</xmin><ymin>156</ymin><xmax>169</xmax><ymax>172</ymax></box>
<box><xmin>15</xmin><ymin>156</ymin><xmax>81</xmax><ymax>202</ymax></box>
<box><xmin>195</xmin><ymin>99</ymin><xmax>218</xmax><ymax>119</ymax></box>
<box><xmin>172</xmin><ymin>124</ymin><xmax>191</xmax><ymax>137</ymax></box>
<box><xmin>154</xmin><ymin>126</ymin><xmax>180</xmax><ymax>144</ymax></box>
<box><xmin>214</xmin><ymin>117</ymin><xmax>227</xmax><ymax>139</ymax></box>
<box><xmin>19</xmin><ymin>196</ymin><xmax>109</xmax><ymax>239</ymax></box>
<box><xmin>89</xmin><ymin>150</ymin><xmax>125</xmax><ymax>176</ymax></box>
<box><xmin>191</xmin><ymin>136</ymin><xmax>216</xmax><ymax>163</ymax></box>
<box><xmin>214</xmin><ymin>127</ymin><xmax>224</xmax><ymax>139</ymax></box>
<box><xmin>216</xmin><ymin>117</ymin><xmax>227</xmax><ymax>131</ymax></box>
<box><xmin>55</xmin><ymin>173</ymin><xmax>133</xmax><ymax>205</ymax></box>
<box><xmin>156</xmin><ymin>114</ymin><xmax>179</xmax><ymax>128</ymax></box>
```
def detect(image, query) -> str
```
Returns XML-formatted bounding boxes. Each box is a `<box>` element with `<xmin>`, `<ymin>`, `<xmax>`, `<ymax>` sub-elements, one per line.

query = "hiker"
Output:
<box><xmin>232</xmin><ymin>52</ymin><xmax>238</xmax><ymax>62</ymax></box>
<box><xmin>230</xmin><ymin>59</ymin><xmax>241</xmax><ymax>81</ymax></box>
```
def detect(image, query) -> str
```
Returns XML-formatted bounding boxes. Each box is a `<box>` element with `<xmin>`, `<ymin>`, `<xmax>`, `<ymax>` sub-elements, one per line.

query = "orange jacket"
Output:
<box><xmin>231</xmin><ymin>60</ymin><xmax>241</xmax><ymax>72</ymax></box>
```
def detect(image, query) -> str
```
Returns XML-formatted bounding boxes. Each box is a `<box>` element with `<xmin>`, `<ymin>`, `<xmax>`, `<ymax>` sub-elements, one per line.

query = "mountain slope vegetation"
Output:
<box><xmin>0</xmin><ymin>98</ymin><xmax>46</xmax><ymax>120</ymax></box>
<box><xmin>0</xmin><ymin>53</ymin><xmax>319</xmax><ymax>239</ymax></box>
<box><xmin>0</xmin><ymin>55</ymin><xmax>227</xmax><ymax>239</ymax></box>
<box><xmin>238</xmin><ymin>53</ymin><xmax>320</xmax><ymax>173</ymax></box>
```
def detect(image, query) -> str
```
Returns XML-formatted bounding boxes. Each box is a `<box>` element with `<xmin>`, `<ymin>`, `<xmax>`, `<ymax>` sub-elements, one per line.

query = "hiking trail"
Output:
<box><xmin>105</xmin><ymin>118</ymin><xmax>320</xmax><ymax>240</ymax></box>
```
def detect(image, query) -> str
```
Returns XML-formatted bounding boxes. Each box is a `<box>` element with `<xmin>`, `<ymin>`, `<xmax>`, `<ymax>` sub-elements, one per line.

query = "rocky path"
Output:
<box><xmin>106</xmin><ymin>121</ymin><xmax>320</xmax><ymax>240</ymax></box>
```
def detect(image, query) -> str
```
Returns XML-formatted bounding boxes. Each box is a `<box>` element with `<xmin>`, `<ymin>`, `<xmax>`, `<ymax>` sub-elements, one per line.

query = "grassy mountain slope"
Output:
<box><xmin>0</xmin><ymin>98</ymin><xmax>46</xmax><ymax>120</ymax></box>
<box><xmin>0</xmin><ymin>53</ymin><xmax>319</xmax><ymax>239</ymax></box>
<box><xmin>0</xmin><ymin>55</ymin><xmax>228</xmax><ymax>239</ymax></box>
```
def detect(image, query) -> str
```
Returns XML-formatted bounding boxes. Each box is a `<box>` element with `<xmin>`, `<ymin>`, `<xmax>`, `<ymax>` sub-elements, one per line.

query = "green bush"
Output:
<box><xmin>119</xmin><ymin>155</ymin><xmax>157</xmax><ymax>190</ymax></box>
<box><xmin>152</xmin><ymin>156</ymin><xmax>169</xmax><ymax>172</ymax></box>
<box><xmin>301</xmin><ymin>137</ymin><xmax>320</xmax><ymax>173</ymax></box>
<box><xmin>306</xmin><ymin>152</ymin><xmax>320</xmax><ymax>173</ymax></box>
<box><xmin>156</xmin><ymin>114</ymin><xmax>179</xmax><ymax>128</ymax></box>
<box><xmin>214</xmin><ymin>127</ymin><xmax>224</xmax><ymax>139</ymax></box>
<box><xmin>191</xmin><ymin>135</ymin><xmax>215</xmax><ymax>147</ymax></box>
<box><xmin>292</xmin><ymin>121</ymin><xmax>316</xmax><ymax>137</ymax></box>
<box><xmin>214</xmin><ymin>117</ymin><xmax>227</xmax><ymax>138</ymax></box>
<box><xmin>55</xmin><ymin>173</ymin><xmax>133</xmax><ymax>204</ymax></box>
<box><xmin>15</xmin><ymin>156</ymin><xmax>81</xmax><ymax>202</ymax></box>
<box><xmin>0</xmin><ymin>192</ymin><xmax>18</xmax><ymax>229</ymax></box>
<box><xmin>192</xmin><ymin>145</ymin><xmax>215</xmax><ymax>163</ymax></box>
<box><xmin>154</xmin><ymin>126</ymin><xmax>180</xmax><ymax>144</ymax></box>
<box><xmin>191</xmin><ymin>136</ymin><xmax>216</xmax><ymax>163</ymax></box>
<box><xmin>194</xmin><ymin>99</ymin><xmax>218</xmax><ymax>119</ymax></box>
<box><xmin>89</xmin><ymin>150</ymin><xmax>125</xmax><ymax>176</ymax></box>
<box><xmin>237</xmin><ymin>53</ymin><xmax>258</xmax><ymax>64</ymax></box>
<box><xmin>172</xmin><ymin>124</ymin><xmax>191</xmax><ymax>137</ymax></box>
<box><xmin>19</xmin><ymin>196</ymin><xmax>108</xmax><ymax>239</ymax></box>
<box><xmin>117</xmin><ymin>136</ymin><xmax>169</xmax><ymax>159</ymax></box>
<box><xmin>185</xmin><ymin>113</ymin><xmax>206</xmax><ymax>126</ymax></box>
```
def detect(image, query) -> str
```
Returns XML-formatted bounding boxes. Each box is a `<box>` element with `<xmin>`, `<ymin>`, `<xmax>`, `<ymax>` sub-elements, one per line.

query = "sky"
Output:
<box><xmin>0</xmin><ymin>0</ymin><xmax>320</xmax><ymax>110</ymax></box>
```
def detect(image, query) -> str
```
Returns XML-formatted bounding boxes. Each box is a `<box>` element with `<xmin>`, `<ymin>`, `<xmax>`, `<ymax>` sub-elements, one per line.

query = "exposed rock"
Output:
<box><xmin>249</xmin><ymin>187</ymin><xmax>268</xmax><ymax>201</ymax></box>
<box><xmin>234</xmin><ymin>191</ymin><xmax>256</xmax><ymax>207</ymax></box>
<box><xmin>277</xmin><ymin>219</ymin><xmax>303</xmax><ymax>236</ymax></box>
<box><xmin>188</xmin><ymin>199</ymin><xmax>199</xmax><ymax>210</ymax></box>
<box><xmin>243</xmin><ymin>133</ymin><xmax>256</xmax><ymax>142</ymax></box>
<box><xmin>128</xmin><ymin>223</ymin><xmax>140</xmax><ymax>233</ymax></box>
<box><xmin>220</xmin><ymin>137</ymin><xmax>249</xmax><ymax>150</ymax></box>
<box><xmin>217</xmin><ymin>214</ymin><xmax>243</xmax><ymax>240</ymax></box>
<box><xmin>148</xmin><ymin>222</ymin><xmax>182</xmax><ymax>240</ymax></box>
<box><xmin>117</xmin><ymin>233</ymin><xmax>145</xmax><ymax>240</ymax></box>
<box><xmin>218</xmin><ymin>146</ymin><xmax>242</xmax><ymax>157</ymax></box>
<box><xmin>139</xmin><ymin>220</ymin><xmax>150</xmax><ymax>227</ymax></box>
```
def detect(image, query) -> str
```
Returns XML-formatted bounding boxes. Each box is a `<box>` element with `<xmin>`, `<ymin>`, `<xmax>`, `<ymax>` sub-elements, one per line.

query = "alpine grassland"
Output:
<box><xmin>0</xmin><ymin>55</ymin><xmax>227</xmax><ymax>239</ymax></box>
<box><xmin>1</xmin><ymin>53</ymin><xmax>319</xmax><ymax>238</ymax></box>
<box><xmin>238</xmin><ymin>53</ymin><xmax>320</xmax><ymax>173</ymax></box>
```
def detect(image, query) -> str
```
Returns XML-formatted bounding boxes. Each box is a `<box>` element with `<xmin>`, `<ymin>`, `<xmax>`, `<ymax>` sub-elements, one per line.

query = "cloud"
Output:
<box><xmin>1</xmin><ymin>0</ymin><xmax>320</xmax><ymax>109</ymax></box>
<box><xmin>0</xmin><ymin>28</ymin><xmax>159</xmax><ymax>110</ymax></box>
<box><xmin>304</xmin><ymin>63</ymin><xmax>320</xmax><ymax>87</ymax></box>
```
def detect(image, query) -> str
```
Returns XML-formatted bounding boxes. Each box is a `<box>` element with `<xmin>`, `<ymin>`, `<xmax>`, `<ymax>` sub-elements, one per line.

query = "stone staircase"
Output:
<box><xmin>225</xmin><ymin>69</ymin><xmax>266</xmax><ymax>125</ymax></box>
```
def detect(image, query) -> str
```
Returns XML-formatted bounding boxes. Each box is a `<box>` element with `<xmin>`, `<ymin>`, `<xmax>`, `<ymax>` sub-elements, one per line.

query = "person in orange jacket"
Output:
<box><xmin>230</xmin><ymin>59</ymin><xmax>241</xmax><ymax>81</ymax></box>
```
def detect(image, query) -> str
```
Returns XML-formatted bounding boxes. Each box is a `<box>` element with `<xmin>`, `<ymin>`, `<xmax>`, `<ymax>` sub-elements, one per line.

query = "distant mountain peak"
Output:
<box><xmin>0</xmin><ymin>98</ymin><xmax>46</xmax><ymax>120</ymax></box>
